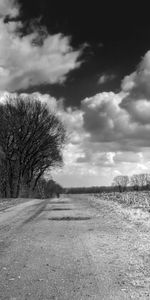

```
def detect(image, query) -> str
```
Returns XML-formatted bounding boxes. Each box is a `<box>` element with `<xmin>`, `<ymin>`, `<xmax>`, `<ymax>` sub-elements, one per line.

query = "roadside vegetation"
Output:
<box><xmin>94</xmin><ymin>191</ymin><xmax>150</xmax><ymax>210</ymax></box>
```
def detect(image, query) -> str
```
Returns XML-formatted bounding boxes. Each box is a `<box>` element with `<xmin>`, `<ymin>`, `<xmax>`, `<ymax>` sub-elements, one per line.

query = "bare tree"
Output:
<box><xmin>138</xmin><ymin>173</ymin><xmax>149</xmax><ymax>188</ymax></box>
<box><xmin>130</xmin><ymin>174</ymin><xmax>140</xmax><ymax>190</ymax></box>
<box><xmin>0</xmin><ymin>148</ymin><xmax>7</xmax><ymax>197</ymax></box>
<box><xmin>0</xmin><ymin>95</ymin><xmax>66</xmax><ymax>198</ymax></box>
<box><xmin>112</xmin><ymin>175</ymin><xmax>129</xmax><ymax>192</ymax></box>
<box><xmin>130</xmin><ymin>173</ymin><xmax>150</xmax><ymax>190</ymax></box>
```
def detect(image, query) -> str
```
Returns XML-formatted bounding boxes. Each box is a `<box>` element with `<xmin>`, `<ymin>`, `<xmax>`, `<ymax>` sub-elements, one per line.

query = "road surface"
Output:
<box><xmin>0</xmin><ymin>195</ymin><xmax>150</xmax><ymax>299</ymax></box>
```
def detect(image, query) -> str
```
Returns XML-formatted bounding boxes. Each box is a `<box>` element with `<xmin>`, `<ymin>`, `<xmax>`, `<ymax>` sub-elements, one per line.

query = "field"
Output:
<box><xmin>94</xmin><ymin>191</ymin><xmax>150</xmax><ymax>209</ymax></box>
<box><xmin>71</xmin><ymin>191</ymin><xmax>150</xmax><ymax>232</ymax></box>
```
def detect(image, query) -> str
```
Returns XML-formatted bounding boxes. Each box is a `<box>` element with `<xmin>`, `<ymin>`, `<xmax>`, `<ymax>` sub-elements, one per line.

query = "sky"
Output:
<box><xmin>1</xmin><ymin>0</ymin><xmax>150</xmax><ymax>187</ymax></box>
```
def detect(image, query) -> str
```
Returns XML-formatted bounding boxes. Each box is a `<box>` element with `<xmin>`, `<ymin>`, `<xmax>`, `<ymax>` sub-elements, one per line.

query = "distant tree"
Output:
<box><xmin>130</xmin><ymin>174</ymin><xmax>140</xmax><ymax>190</ymax></box>
<box><xmin>31</xmin><ymin>178</ymin><xmax>63</xmax><ymax>199</ymax></box>
<box><xmin>0</xmin><ymin>95</ymin><xmax>66</xmax><ymax>198</ymax></box>
<box><xmin>130</xmin><ymin>173</ymin><xmax>150</xmax><ymax>190</ymax></box>
<box><xmin>138</xmin><ymin>173</ymin><xmax>150</xmax><ymax>188</ymax></box>
<box><xmin>145</xmin><ymin>174</ymin><xmax>150</xmax><ymax>189</ymax></box>
<box><xmin>112</xmin><ymin>175</ymin><xmax>129</xmax><ymax>192</ymax></box>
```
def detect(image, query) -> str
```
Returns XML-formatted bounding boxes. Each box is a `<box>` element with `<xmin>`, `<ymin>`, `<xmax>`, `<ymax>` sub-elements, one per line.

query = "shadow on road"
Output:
<box><xmin>49</xmin><ymin>201</ymin><xmax>68</xmax><ymax>204</ymax></box>
<box><xmin>21</xmin><ymin>201</ymin><xmax>47</xmax><ymax>225</ymax></box>
<box><xmin>48</xmin><ymin>216</ymin><xmax>91</xmax><ymax>221</ymax></box>
<box><xmin>46</xmin><ymin>208</ymin><xmax>72</xmax><ymax>211</ymax></box>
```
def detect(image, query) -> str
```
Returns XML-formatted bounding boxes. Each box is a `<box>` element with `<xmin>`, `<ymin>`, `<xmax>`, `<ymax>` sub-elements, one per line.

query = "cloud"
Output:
<box><xmin>81</xmin><ymin>91</ymin><xmax>133</xmax><ymax>149</ymax></box>
<box><xmin>0</xmin><ymin>0</ymin><xmax>82</xmax><ymax>91</ymax></box>
<box><xmin>98</xmin><ymin>73</ymin><xmax>116</xmax><ymax>84</ymax></box>
<box><xmin>54</xmin><ymin>50</ymin><xmax>150</xmax><ymax>186</ymax></box>
<box><xmin>0</xmin><ymin>0</ymin><xmax>19</xmax><ymax>18</ymax></box>
<box><xmin>3</xmin><ymin>77</ymin><xmax>149</xmax><ymax>187</ymax></box>
<box><xmin>120</xmin><ymin>51</ymin><xmax>150</xmax><ymax>124</ymax></box>
<box><xmin>0</xmin><ymin>91</ymin><xmax>58</xmax><ymax>112</ymax></box>
<box><xmin>2</xmin><ymin>49</ymin><xmax>150</xmax><ymax>187</ymax></box>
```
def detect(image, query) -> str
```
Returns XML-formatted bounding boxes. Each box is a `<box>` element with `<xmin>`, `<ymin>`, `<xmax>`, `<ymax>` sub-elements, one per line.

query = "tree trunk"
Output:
<box><xmin>15</xmin><ymin>162</ymin><xmax>22</xmax><ymax>198</ymax></box>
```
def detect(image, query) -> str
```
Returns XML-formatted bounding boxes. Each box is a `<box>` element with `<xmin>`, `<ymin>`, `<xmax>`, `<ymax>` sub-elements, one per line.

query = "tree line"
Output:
<box><xmin>64</xmin><ymin>173</ymin><xmax>150</xmax><ymax>194</ymax></box>
<box><xmin>65</xmin><ymin>186</ymin><xmax>118</xmax><ymax>194</ymax></box>
<box><xmin>112</xmin><ymin>173</ymin><xmax>150</xmax><ymax>192</ymax></box>
<box><xmin>30</xmin><ymin>178</ymin><xmax>63</xmax><ymax>199</ymax></box>
<box><xmin>0</xmin><ymin>95</ymin><xmax>66</xmax><ymax>198</ymax></box>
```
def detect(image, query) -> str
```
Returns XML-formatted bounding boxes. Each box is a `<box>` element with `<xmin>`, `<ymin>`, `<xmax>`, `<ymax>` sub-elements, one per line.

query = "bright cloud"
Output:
<box><xmin>0</xmin><ymin>0</ymin><xmax>19</xmax><ymax>18</ymax></box>
<box><xmin>0</xmin><ymin>91</ymin><xmax>58</xmax><ymax>113</ymax></box>
<box><xmin>120</xmin><ymin>51</ymin><xmax>150</xmax><ymax>125</ymax></box>
<box><xmin>54</xmin><ymin>50</ymin><xmax>150</xmax><ymax>186</ymax></box>
<box><xmin>0</xmin><ymin>0</ymin><xmax>82</xmax><ymax>91</ymax></box>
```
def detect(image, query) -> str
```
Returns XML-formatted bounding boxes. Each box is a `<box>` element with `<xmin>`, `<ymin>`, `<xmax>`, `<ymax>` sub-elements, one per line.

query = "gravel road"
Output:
<box><xmin>1</xmin><ymin>195</ymin><xmax>150</xmax><ymax>299</ymax></box>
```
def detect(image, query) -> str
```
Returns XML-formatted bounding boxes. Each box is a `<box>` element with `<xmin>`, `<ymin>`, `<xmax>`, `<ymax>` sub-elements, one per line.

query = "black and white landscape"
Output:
<box><xmin>1</xmin><ymin>1</ymin><xmax>150</xmax><ymax>299</ymax></box>
<box><xmin>0</xmin><ymin>0</ymin><xmax>150</xmax><ymax>187</ymax></box>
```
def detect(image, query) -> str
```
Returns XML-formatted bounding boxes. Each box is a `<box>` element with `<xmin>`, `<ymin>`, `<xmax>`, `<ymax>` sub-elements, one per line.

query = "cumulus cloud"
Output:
<box><xmin>0</xmin><ymin>0</ymin><xmax>19</xmax><ymax>18</ymax></box>
<box><xmin>81</xmin><ymin>55</ymin><xmax>150</xmax><ymax>151</ymax></box>
<box><xmin>0</xmin><ymin>91</ymin><xmax>58</xmax><ymax>112</ymax></box>
<box><xmin>53</xmin><ymin>50</ymin><xmax>150</xmax><ymax>186</ymax></box>
<box><xmin>120</xmin><ymin>51</ymin><xmax>150</xmax><ymax>124</ymax></box>
<box><xmin>1</xmin><ymin>48</ymin><xmax>149</xmax><ymax>187</ymax></box>
<box><xmin>81</xmin><ymin>91</ymin><xmax>133</xmax><ymax>148</ymax></box>
<box><xmin>0</xmin><ymin>0</ymin><xmax>82</xmax><ymax>91</ymax></box>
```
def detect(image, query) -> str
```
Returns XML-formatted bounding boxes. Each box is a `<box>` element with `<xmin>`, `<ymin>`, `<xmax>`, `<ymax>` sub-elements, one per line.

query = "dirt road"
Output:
<box><xmin>1</xmin><ymin>195</ymin><xmax>150</xmax><ymax>299</ymax></box>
